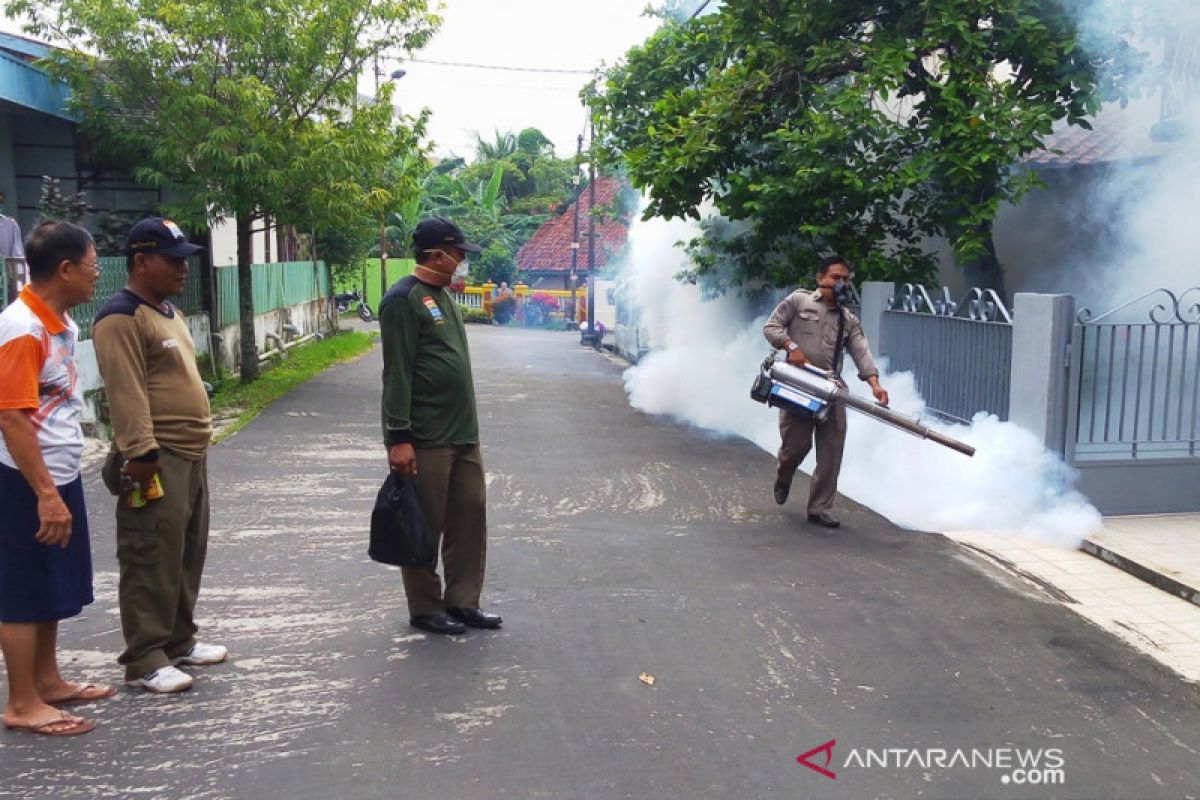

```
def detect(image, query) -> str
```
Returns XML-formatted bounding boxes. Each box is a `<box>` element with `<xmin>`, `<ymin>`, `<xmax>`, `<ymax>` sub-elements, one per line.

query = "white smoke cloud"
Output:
<box><xmin>1060</xmin><ymin>1</ymin><xmax>1200</xmax><ymax>311</ymax></box>
<box><xmin>619</xmin><ymin>212</ymin><xmax>1101</xmax><ymax>546</ymax></box>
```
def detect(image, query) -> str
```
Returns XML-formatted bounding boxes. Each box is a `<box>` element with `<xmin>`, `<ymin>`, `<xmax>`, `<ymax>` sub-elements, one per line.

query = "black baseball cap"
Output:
<box><xmin>412</xmin><ymin>217</ymin><xmax>482</xmax><ymax>254</ymax></box>
<box><xmin>124</xmin><ymin>217</ymin><xmax>206</xmax><ymax>258</ymax></box>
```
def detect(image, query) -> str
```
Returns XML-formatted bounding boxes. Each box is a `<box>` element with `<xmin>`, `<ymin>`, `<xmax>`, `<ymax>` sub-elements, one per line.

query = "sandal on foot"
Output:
<box><xmin>47</xmin><ymin>683</ymin><xmax>116</xmax><ymax>706</ymax></box>
<box><xmin>4</xmin><ymin>710</ymin><xmax>95</xmax><ymax>736</ymax></box>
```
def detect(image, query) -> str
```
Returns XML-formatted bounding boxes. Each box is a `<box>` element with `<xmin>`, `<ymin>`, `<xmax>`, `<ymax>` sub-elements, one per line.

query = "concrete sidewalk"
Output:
<box><xmin>948</xmin><ymin>515</ymin><xmax>1200</xmax><ymax>684</ymax></box>
<box><xmin>1084</xmin><ymin>514</ymin><xmax>1200</xmax><ymax>607</ymax></box>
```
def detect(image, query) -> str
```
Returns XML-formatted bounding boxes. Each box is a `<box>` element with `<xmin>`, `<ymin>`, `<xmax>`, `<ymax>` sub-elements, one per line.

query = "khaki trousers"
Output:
<box><xmin>402</xmin><ymin>444</ymin><xmax>488</xmax><ymax>616</ymax></box>
<box><xmin>776</xmin><ymin>404</ymin><xmax>847</xmax><ymax>516</ymax></box>
<box><xmin>115</xmin><ymin>449</ymin><xmax>209</xmax><ymax>680</ymax></box>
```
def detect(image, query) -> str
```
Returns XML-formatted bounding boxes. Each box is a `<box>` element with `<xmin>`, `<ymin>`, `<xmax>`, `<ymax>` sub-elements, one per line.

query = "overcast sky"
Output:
<box><xmin>384</xmin><ymin>0</ymin><xmax>662</xmax><ymax>159</ymax></box>
<box><xmin>3</xmin><ymin>1</ymin><xmax>664</xmax><ymax>160</ymax></box>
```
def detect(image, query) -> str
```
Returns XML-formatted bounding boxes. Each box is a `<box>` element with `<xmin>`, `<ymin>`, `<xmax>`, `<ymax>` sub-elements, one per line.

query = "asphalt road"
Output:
<box><xmin>2</xmin><ymin>324</ymin><xmax>1198</xmax><ymax>800</ymax></box>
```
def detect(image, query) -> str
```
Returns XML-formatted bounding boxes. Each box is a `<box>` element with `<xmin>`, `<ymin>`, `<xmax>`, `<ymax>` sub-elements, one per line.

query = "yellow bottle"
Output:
<box><xmin>128</xmin><ymin>474</ymin><xmax>165</xmax><ymax>508</ymax></box>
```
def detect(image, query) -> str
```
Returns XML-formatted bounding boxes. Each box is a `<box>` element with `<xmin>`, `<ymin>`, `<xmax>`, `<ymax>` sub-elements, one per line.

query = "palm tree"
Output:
<box><xmin>472</xmin><ymin>129</ymin><xmax>518</xmax><ymax>161</ymax></box>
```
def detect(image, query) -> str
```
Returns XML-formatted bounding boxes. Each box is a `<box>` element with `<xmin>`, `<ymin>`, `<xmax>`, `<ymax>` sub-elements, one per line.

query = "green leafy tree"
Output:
<box><xmin>316</xmin><ymin>215</ymin><xmax>379</xmax><ymax>288</ymax></box>
<box><xmin>588</xmin><ymin>0</ymin><xmax>1143</xmax><ymax>297</ymax></box>
<box><xmin>12</xmin><ymin>0</ymin><xmax>437</xmax><ymax>380</ymax></box>
<box><xmin>476</xmin><ymin>241</ymin><xmax>517</xmax><ymax>286</ymax></box>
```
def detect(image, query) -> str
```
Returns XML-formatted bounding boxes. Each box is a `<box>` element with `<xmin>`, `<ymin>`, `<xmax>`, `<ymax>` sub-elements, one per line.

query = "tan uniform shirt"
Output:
<box><xmin>92</xmin><ymin>289</ymin><xmax>212</xmax><ymax>461</ymax></box>
<box><xmin>763</xmin><ymin>289</ymin><xmax>879</xmax><ymax>380</ymax></box>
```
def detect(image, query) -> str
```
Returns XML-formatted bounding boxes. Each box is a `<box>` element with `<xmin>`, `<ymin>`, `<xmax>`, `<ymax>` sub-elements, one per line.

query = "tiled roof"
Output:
<box><xmin>516</xmin><ymin>175</ymin><xmax>630</xmax><ymax>274</ymax></box>
<box><xmin>1026</xmin><ymin>102</ymin><xmax>1176</xmax><ymax>168</ymax></box>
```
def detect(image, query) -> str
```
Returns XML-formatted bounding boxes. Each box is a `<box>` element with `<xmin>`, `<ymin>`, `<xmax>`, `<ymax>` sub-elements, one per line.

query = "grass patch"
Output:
<box><xmin>207</xmin><ymin>331</ymin><xmax>376</xmax><ymax>443</ymax></box>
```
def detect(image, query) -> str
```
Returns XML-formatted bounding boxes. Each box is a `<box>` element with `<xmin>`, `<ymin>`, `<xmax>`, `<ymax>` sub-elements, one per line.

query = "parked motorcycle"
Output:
<box><xmin>335</xmin><ymin>289</ymin><xmax>374</xmax><ymax>322</ymax></box>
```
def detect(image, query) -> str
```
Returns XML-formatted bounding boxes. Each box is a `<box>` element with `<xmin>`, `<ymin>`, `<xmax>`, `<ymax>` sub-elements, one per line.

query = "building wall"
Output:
<box><xmin>933</xmin><ymin>163</ymin><xmax>1141</xmax><ymax>309</ymax></box>
<box><xmin>7</xmin><ymin>110</ymin><xmax>74</xmax><ymax>233</ymax></box>
<box><xmin>0</xmin><ymin>110</ymin><xmax>17</xmax><ymax>221</ymax></box>
<box><xmin>0</xmin><ymin>107</ymin><xmax>163</xmax><ymax>254</ymax></box>
<box><xmin>208</xmin><ymin>213</ymin><xmax>283</xmax><ymax>267</ymax></box>
<box><xmin>212</xmin><ymin>298</ymin><xmax>323</xmax><ymax>372</ymax></box>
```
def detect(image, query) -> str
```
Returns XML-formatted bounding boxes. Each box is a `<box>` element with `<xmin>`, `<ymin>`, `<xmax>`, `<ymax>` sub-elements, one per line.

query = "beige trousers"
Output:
<box><xmin>402</xmin><ymin>444</ymin><xmax>488</xmax><ymax>616</ymax></box>
<box><xmin>775</xmin><ymin>404</ymin><xmax>847</xmax><ymax>516</ymax></box>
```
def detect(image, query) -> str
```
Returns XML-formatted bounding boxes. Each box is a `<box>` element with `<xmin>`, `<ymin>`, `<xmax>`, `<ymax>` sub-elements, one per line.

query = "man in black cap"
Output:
<box><xmin>380</xmin><ymin>217</ymin><xmax>501</xmax><ymax>635</ymax></box>
<box><xmin>92</xmin><ymin>218</ymin><xmax>226</xmax><ymax>693</ymax></box>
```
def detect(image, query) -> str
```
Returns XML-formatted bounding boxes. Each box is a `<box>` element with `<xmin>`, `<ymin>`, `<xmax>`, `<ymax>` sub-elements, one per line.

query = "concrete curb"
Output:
<box><xmin>1082</xmin><ymin>537</ymin><xmax>1200</xmax><ymax>609</ymax></box>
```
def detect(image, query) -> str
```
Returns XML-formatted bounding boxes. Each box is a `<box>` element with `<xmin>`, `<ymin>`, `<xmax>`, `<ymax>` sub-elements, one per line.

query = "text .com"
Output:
<box><xmin>798</xmin><ymin>740</ymin><xmax>1066</xmax><ymax>786</ymax></box>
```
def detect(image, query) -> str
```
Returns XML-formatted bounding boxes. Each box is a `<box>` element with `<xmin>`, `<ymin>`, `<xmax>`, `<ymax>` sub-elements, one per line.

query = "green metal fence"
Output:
<box><xmin>334</xmin><ymin>258</ymin><xmax>416</xmax><ymax>312</ymax></box>
<box><xmin>74</xmin><ymin>256</ymin><xmax>204</xmax><ymax>340</ymax></box>
<box><xmin>215</xmin><ymin>261</ymin><xmax>329</xmax><ymax>328</ymax></box>
<box><xmin>10</xmin><ymin>257</ymin><xmax>326</xmax><ymax>338</ymax></box>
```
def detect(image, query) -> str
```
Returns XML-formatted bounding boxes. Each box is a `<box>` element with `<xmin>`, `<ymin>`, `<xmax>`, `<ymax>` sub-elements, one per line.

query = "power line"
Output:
<box><xmin>406</xmin><ymin>58</ymin><xmax>596</xmax><ymax>75</ymax></box>
<box><xmin>690</xmin><ymin>0</ymin><xmax>715</xmax><ymax>19</ymax></box>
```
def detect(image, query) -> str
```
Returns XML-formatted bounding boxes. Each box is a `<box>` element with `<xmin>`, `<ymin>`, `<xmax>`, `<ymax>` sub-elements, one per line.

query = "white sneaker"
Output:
<box><xmin>174</xmin><ymin>642</ymin><xmax>228</xmax><ymax>666</ymax></box>
<box><xmin>127</xmin><ymin>665</ymin><xmax>194</xmax><ymax>693</ymax></box>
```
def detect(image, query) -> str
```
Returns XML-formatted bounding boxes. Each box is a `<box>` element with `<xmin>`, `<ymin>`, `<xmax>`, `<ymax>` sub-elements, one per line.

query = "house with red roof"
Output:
<box><xmin>516</xmin><ymin>175</ymin><xmax>633</xmax><ymax>290</ymax></box>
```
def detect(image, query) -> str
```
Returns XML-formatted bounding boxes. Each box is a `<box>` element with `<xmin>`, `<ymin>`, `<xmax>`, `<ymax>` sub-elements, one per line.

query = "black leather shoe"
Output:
<box><xmin>410</xmin><ymin>613</ymin><xmax>466</xmax><ymax>635</ymax></box>
<box><xmin>447</xmin><ymin>607</ymin><xmax>503</xmax><ymax>629</ymax></box>
<box><xmin>773</xmin><ymin>483</ymin><xmax>790</xmax><ymax>505</ymax></box>
<box><xmin>807</xmin><ymin>512</ymin><xmax>841</xmax><ymax>528</ymax></box>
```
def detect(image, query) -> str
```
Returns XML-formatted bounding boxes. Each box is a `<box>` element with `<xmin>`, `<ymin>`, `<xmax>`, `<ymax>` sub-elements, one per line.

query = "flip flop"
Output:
<box><xmin>3</xmin><ymin>710</ymin><xmax>95</xmax><ymax>736</ymax></box>
<box><xmin>46</xmin><ymin>683</ymin><xmax>116</xmax><ymax>706</ymax></box>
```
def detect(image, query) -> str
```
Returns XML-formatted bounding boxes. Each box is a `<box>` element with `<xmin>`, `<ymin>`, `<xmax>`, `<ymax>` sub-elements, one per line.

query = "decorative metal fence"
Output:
<box><xmin>880</xmin><ymin>285</ymin><xmax>1013</xmax><ymax>423</ymax></box>
<box><xmin>1067</xmin><ymin>288</ymin><xmax>1200</xmax><ymax>461</ymax></box>
<box><xmin>451</xmin><ymin>288</ymin><xmax>486</xmax><ymax>309</ymax></box>
<box><xmin>2</xmin><ymin>257</ymin><xmax>27</xmax><ymax>304</ymax></box>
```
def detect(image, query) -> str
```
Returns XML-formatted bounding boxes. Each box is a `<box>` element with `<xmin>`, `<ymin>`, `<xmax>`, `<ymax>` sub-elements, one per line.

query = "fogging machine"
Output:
<box><xmin>751</xmin><ymin>354</ymin><xmax>976</xmax><ymax>457</ymax></box>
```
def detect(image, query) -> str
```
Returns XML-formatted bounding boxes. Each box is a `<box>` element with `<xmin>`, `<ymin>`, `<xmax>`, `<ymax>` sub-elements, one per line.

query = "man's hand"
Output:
<box><xmin>388</xmin><ymin>443</ymin><xmax>417</xmax><ymax>476</ymax></box>
<box><xmin>785</xmin><ymin>346</ymin><xmax>808</xmax><ymax>367</ymax></box>
<box><xmin>122</xmin><ymin>458</ymin><xmax>161</xmax><ymax>493</ymax></box>
<box><xmin>35</xmin><ymin>491</ymin><xmax>72</xmax><ymax>548</ymax></box>
<box><xmin>867</xmin><ymin>377</ymin><xmax>889</xmax><ymax>407</ymax></box>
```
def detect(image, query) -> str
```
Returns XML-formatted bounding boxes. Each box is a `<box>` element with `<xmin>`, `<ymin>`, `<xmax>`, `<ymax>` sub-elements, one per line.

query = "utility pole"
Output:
<box><xmin>375</xmin><ymin>54</ymin><xmax>388</xmax><ymax>306</ymax></box>
<box><xmin>570</xmin><ymin>133</ymin><xmax>583</xmax><ymax>324</ymax></box>
<box><xmin>586</xmin><ymin>118</ymin><xmax>597</xmax><ymax>340</ymax></box>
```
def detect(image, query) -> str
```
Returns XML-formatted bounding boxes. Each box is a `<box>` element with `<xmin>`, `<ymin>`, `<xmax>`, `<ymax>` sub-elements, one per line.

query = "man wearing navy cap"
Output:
<box><xmin>380</xmin><ymin>217</ymin><xmax>502</xmax><ymax>635</ymax></box>
<box><xmin>92</xmin><ymin>218</ymin><xmax>226</xmax><ymax>693</ymax></box>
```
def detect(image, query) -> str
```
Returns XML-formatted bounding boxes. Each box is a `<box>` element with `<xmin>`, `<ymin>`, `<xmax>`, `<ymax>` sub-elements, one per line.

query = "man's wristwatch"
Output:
<box><xmin>785</xmin><ymin>342</ymin><xmax>799</xmax><ymax>352</ymax></box>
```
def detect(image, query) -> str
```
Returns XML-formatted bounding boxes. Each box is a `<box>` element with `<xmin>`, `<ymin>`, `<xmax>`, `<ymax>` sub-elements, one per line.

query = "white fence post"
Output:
<box><xmin>860</xmin><ymin>282</ymin><xmax>894</xmax><ymax>356</ymax></box>
<box><xmin>1008</xmin><ymin>293</ymin><xmax>1075</xmax><ymax>456</ymax></box>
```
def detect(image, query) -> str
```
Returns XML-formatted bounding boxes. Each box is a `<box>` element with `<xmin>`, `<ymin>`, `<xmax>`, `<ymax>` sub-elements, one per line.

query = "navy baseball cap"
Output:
<box><xmin>412</xmin><ymin>217</ymin><xmax>482</xmax><ymax>254</ymax></box>
<box><xmin>124</xmin><ymin>217</ymin><xmax>205</xmax><ymax>258</ymax></box>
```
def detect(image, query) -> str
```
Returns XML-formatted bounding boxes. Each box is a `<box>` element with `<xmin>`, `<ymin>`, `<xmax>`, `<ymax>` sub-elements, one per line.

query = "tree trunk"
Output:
<box><xmin>236</xmin><ymin>212</ymin><xmax>260</xmax><ymax>382</ymax></box>
<box><xmin>958</xmin><ymin>227</ymin><xmax>1008</xmax><ymax>305</ymax></box>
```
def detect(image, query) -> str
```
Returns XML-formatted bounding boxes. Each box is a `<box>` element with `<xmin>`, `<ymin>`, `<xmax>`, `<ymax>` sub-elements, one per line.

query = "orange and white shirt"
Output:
<box><xmin>0</xmin><ymin>286</ymin><xmax>84</xmax><ymax>484</ymax></box>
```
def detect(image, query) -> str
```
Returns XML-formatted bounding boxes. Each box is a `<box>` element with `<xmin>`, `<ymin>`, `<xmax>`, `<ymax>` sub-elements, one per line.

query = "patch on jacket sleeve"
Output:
<box><xmin>422</xmin><ymin>296</ymin><xmax>444</xmax><ymax>324</ymax></box>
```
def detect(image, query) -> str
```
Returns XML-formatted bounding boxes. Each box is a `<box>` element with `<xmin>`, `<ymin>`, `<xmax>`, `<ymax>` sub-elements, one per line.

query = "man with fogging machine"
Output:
<box><xmin>763</xmin><ymin>256</ymin><xmax>888</xmax><ymax>528</ymax></box>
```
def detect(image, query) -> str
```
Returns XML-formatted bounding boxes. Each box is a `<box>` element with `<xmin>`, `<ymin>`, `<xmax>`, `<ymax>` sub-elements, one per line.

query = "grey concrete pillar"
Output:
<box><xmin>1009</xmin><ymin>293</ymin><xmax>1075</xmax><ymax>455</ymax></box>
<box><xmin>859</xmin><ymin>282</ymin><xmax>894</xmax><ymax>356</ymax></box>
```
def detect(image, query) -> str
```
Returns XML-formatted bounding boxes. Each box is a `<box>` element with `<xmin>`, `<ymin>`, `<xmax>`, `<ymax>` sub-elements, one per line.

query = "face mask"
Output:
<box><xmin>832</xmin><ymin>280</ymin><xmax>852</xmax><ymax>306</ymax></box>
<box><xmin>453</xmin><ymin>259</ymin><xmax>470</xmax><ymax>282</ymax></box>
